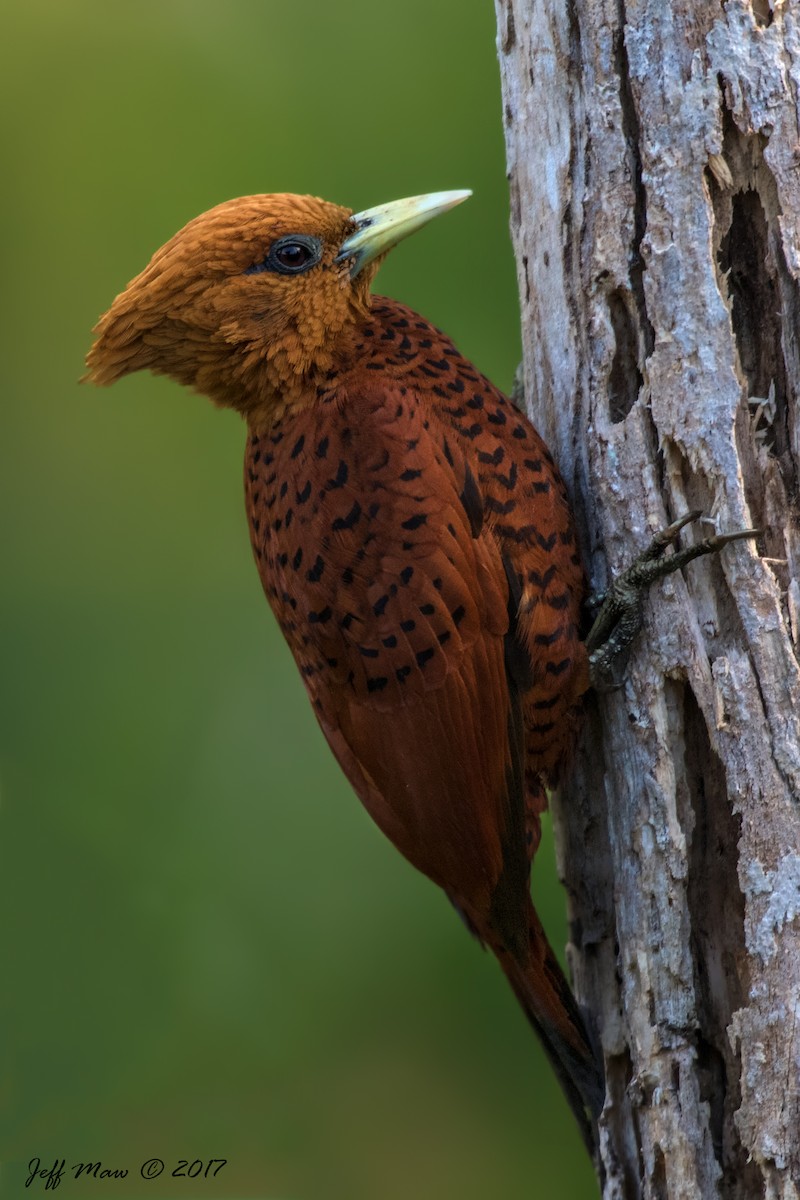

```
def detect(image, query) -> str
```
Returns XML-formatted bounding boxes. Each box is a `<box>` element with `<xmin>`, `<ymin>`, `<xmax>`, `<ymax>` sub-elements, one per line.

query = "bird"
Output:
<box><xmin>86</xmin><ymin>189</ymin><xmax>605</xmax><ymax>1151</ymax></box>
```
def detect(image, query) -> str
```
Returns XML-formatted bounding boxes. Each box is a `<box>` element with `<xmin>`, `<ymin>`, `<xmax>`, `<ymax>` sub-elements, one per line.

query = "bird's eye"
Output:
<box><xmin>275</xmin><ymin>242</ymin><xmax>311</xmax><ymax>270</ymax></box>
<box><xmin>244</xmin><ymin>234</ymin><xmax>323</xmax><ymax>277</ymax></box>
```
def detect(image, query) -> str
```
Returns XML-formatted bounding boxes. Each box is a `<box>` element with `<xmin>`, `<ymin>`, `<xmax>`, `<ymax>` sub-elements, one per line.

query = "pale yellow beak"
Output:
<box><xmin>337</xmin><ymin>189</ymin><xmax>472</xmax><ymax>277</ymax></box>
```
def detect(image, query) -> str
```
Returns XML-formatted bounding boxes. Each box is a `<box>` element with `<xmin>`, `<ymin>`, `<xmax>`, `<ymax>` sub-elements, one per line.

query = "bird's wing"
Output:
<box><xmin>252</xmin><ymin>384</ymin><xmax>530</xmax><ymax>935</ymax></box>
<box><xmin>361</xmin><ymin>299</ymin><xmax>588</xmax><ymax>834</ymax></box>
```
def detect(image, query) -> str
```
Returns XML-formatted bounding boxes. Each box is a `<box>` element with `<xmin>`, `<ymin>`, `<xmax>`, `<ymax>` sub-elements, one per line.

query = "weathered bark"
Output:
<box><xmin>493</xmin><ymin>1</ymin><xmax>800</xmax><ymax>1196</ymax></box>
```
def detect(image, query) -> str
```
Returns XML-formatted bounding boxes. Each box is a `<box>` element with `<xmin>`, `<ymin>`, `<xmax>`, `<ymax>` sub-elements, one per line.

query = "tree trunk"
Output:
<box><xmin>493</xmin><ymin>1</ymin><xmax>800</xmax><ymax>1196</ymax></box>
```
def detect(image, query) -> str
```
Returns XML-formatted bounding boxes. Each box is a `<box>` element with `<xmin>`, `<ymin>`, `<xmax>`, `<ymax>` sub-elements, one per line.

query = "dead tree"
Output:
<box><xmin>493</xmin><ymin>1</ymin><xmax>800</xmax><ymax>1195</ymax></box>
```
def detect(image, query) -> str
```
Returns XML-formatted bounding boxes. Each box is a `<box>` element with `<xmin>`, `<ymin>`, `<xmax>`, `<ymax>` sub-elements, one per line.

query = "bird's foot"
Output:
<box><xmin>585</xmin><ymin>511</ymin><xmax>759</xmax><ymax>691</ymax></box>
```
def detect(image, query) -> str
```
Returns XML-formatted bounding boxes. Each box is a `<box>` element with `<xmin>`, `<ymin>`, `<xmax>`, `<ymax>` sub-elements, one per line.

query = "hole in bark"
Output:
<box><xmin>751</xmin><ymin>0</ymin><xmax>773</xmax><ymax>24</ymax></box>
<box><xmin>651</xmin><ymin>1144</ymin><xmax>668</xmax><ymax>1200</ymax></box>
<box><xmin>501</xmin><ymin>2</ymin><xmax>516</xmax><ymax>51</ymax></box>
<box><xmin>672</xmin><ymin>681</ymin><xmax>761</xmax><ymax>1196</ymax></box>
<box><xmin>718</xmin><ymin>188</ymin><xmax>787</xmax><ymax>457</ymax></box>
<box><xmin>606</xmin><ymin>1046</ymin><xmax>642</xmax><ymax>1196</ymax></box>
<box><xmin>696</xmin><ymin>1035</ymin><xmax>726</xmax><ymax>1166</ymax></box>
<box><xmin>614</xmin><ymin>18</ymin><xmax>655</xmax><ymax>372</ymax></box>
<box><xmin>709</xmin><ymin>104</ymin><xmax>800</xmax><ymax>589</ymax></box>
<box><xmin>608</xmin><ymin>290</ymin><xmax>643</xmax><ymax>422</ymax></box>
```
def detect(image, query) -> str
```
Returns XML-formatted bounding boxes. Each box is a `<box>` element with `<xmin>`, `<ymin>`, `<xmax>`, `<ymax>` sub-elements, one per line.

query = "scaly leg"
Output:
<box><xmin>586</xmin><ymin>511</ymin><xmax>759</xmax><ymax>690</ymax></box>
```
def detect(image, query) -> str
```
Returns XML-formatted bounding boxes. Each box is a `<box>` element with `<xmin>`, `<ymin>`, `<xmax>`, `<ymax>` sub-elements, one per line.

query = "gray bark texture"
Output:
<box><xmin>493</xmin><ymin>1</ymin><xmax>800</xmax><ymax>1197</ymax></box>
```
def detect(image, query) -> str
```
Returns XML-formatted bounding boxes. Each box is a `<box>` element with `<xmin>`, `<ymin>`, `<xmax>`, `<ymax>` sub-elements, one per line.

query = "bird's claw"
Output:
<box><xmin>585</xmin><ymin>511</ymin><xmax>760</xmax><ymax>691</ymax></box>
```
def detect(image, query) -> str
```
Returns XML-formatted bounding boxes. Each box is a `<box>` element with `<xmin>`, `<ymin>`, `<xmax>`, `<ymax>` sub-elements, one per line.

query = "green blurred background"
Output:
<box><xmin>0</xmin><ymin>2</ymin><xmax>595</xmax><ymax>1196</ymax></box>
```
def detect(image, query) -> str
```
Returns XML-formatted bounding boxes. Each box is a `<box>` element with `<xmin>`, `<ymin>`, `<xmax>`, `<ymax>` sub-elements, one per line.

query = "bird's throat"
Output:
<box><xmin>208</xmin><ymin>295</ymin><xmax>370</xmax><ymax>432</ymax></box>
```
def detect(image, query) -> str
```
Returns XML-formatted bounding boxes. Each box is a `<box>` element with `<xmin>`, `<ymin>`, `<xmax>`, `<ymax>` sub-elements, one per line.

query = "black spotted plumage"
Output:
<box><xmin>243</xmin><ymin>300</ymin><xmax>599</xmax><ymax>1140</ymax></box>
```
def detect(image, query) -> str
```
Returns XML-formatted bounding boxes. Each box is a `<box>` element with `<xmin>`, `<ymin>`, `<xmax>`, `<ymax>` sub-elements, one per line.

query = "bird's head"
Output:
<box><xmin>85</xmin><ymin>190</ymin><xmax>470</xmax><ymax>423</ymax></box>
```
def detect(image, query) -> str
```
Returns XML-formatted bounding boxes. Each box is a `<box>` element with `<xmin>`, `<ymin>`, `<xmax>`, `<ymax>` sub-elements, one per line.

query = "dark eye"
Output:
<box><xmin>275</xmin><ymin>242</ymin><xmax>312</xmax><ymax>270</ymax></box>
<box><xmin>244</xmin><ymin>234</ymin><xmax>323</xmax><ymax>277</ymax></box>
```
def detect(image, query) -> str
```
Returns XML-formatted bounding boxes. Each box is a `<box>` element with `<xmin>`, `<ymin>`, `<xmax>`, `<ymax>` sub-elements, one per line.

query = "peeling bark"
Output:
<box><xmin>493</xmin><ymin>2</ymin><xmax>800</xmax><ymax>1196</ymax></box>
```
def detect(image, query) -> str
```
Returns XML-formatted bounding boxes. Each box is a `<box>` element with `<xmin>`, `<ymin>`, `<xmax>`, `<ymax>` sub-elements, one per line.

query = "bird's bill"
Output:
<box><xmin>337</xmin><ymin>190</ymin><xmax>472</xmax><ymax>278</ymax></box>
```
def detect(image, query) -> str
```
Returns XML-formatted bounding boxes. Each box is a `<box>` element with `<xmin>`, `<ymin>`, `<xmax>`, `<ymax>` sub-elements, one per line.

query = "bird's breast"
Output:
<box><xmin>242</xmin><ymin>299</ymin><xmax>588</xmax><ymax>779</ymax></box>
<box><xmin>242</xmin><ymin>384</ymin><xmax>506</xmax><ymax>714</ymax></box>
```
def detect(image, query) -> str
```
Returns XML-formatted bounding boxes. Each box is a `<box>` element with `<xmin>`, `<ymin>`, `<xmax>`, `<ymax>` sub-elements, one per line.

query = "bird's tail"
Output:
<box><xmin>498</xmin><ymin>901</ymin><xmax>605</xmax><ymax>1157</ymax></box>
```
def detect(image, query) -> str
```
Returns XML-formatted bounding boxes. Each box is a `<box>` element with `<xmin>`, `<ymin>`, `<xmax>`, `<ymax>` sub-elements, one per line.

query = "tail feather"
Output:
<box><xmin>499</xmin><ymin>904</ymin><xmax>604</xmax><ymax>1157</ymax></box>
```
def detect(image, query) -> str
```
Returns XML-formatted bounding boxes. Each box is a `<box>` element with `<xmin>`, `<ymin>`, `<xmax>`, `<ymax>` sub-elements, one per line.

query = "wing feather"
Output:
<box><xmin>250</xmin><ymin>382</ymin><xmax>526</xmax><ymax>918</ymax></box>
